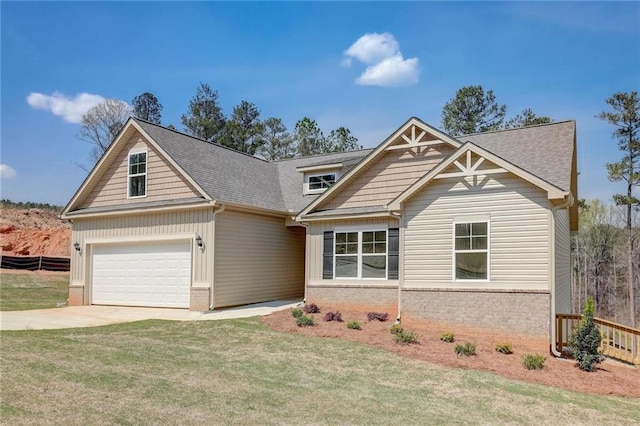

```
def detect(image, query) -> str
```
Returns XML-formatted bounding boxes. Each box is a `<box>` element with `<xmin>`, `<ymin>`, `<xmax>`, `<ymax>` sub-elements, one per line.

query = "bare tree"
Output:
<box><xmin>78</xmin><ymin>99</ymin><xmax>131</xmax><ymax>164</ymax></box>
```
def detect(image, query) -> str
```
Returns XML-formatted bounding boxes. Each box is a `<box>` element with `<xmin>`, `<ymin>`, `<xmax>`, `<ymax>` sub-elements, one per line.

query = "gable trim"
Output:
<box><xmin>388</xmin><ymin>142</ymin><xmax>568</xmax><ymax>211</ymax></box>
<box><xmin>295</xmin><ymin>117</ymin><xmax>462</xmax><ymax>221</ymax></box>
<box><xmin>62</xmin><ymin>118</ymin><xmax>211</xmax><ymax>215</ymax></box>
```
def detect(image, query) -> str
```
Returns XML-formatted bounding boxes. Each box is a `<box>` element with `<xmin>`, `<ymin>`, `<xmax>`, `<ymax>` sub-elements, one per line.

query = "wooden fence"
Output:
<box><xmin>0</xmin><ymin>255</ymin><xmax>70</xmax><ymax>272</ymax></box>
<box><xmin>556</xmin><ymin>313</ymin><xmax>640</xmax><ymax>366</ymax></box>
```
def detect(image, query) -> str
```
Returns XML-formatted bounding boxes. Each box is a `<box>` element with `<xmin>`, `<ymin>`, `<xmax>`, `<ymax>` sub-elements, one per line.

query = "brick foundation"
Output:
<box><xmin>190</xmin><ymin>287</ymin><xmax>211</xmax><ymax>311</ymax></box>
<box><xmin>306</xmin><ymin>285</ymin><xmax>398</xmax><ymax>314</ymax></box>
<box><xmin>401</xmin><ymin>288</ymin><xmax>550</xmax><ymax>337</ymax></box>
<box><xmin>68</xmin><ymin>285</ymin><xmax>85</xmax><ymax>306</ymax></box>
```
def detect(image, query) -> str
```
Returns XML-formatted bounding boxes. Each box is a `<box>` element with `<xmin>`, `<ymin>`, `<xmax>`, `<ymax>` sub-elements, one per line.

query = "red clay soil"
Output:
<box><xmin>263</xmin><ymin>304</ymin><xmax>640</xmax><ymax>398</ymax></box>
<box><xmin>0</xmin><ymin>208</ymin><xmax>71</xmax><ymax>257</ymax></box>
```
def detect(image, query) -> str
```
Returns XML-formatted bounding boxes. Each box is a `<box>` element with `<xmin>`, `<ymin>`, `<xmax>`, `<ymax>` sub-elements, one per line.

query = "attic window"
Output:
<box><xmin>308</xmin><ymin>173</ymin><xmax>336</xmax><ymax>193</ymax></box>
<box><xmin>128</xmin><ymin>151</ymin><xmax>147</xmax><ymax>198</ymax></box>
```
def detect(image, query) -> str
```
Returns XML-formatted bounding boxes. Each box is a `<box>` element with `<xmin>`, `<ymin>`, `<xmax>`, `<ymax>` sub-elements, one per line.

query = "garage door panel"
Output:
<box><xmin>92</xmin><ymin>241</ymin><xmax>191</xmax><ymax>308</ymax></box>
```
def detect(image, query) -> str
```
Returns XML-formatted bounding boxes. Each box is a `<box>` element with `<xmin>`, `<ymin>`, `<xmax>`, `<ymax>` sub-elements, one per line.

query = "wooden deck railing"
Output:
<box><xmin>556</xmin><ymin>313</ymin><xmax>640</xmax><ymax>366</ymax></box>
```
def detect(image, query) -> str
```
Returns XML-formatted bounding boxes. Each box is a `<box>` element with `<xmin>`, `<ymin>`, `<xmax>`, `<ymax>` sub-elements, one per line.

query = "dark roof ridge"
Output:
<box><xmin>131</xmin><ymin>117</ymin><xmax>271</xmax><ymax>164</ymax></box>
<box><xmin>271</xmin><ymin>147</ymin><xmax>373</xmax><ymax>163</ymax></box>
<box><xmin>460</xmin><ymin>120</ymin><xmax>575</xmax><ymax>138</ymax></box>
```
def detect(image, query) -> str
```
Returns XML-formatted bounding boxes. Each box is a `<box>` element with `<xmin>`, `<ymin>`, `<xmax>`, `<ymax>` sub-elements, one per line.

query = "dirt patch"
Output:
<box><xmin>0</xmin><ymin>208</ymin><xmax>70</xmax><ymax>257</ymax></box>
<box><xmin>263</xmin><ymin>303</ymin><xmax>640</xmax><ymax>398</ymax></box>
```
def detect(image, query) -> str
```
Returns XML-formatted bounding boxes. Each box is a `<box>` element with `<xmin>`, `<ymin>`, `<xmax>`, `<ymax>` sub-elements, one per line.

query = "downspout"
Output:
<box><xmin>298</xmin><ymin>219</ymin><xmax>309</xmax><ymax>306</ymax></box>
<box><xmin>209</xmin><ymin>204</ymin><xmax>226</xmax><ymax>310</ymax></box>
<box><xmin>391</xmin><ymin>210</ymin><xmax>403</xmax><ymax>324</ymax></box>
<box><xmin>549</xmin><ymin>196</ymin><xmax>572</xmax><ymax>357</ymax></box>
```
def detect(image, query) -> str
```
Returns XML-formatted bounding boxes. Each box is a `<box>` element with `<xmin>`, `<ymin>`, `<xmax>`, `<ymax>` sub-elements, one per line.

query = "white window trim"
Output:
<box><xmin>452</xmin><ymin>219</ymin><xmax>490</xmax><ymax>282</ymax></box>
<box><xmin>304</xmin><ymin>171</ymin><xmax>340</xmax><ymax>195</ymax></box>
<box><xmin>334</xmin><ymin>228</ymin><xmax>388</xmax><ymax>280</ymax></box>
<box><xmin>127</xmin><ymin>148</ymin><xmax>148</xmax><ymax>199</ymax></box>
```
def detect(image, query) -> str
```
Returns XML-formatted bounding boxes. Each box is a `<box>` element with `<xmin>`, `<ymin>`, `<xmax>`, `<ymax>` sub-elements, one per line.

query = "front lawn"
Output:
<box><xmin>2</xmin><ymin>318</ymin><xmax>639</xmax><ymax>425</ymax></box>
<box><xmin>0</xmin><ymin>271</ymin><xmax>69</xmax><ymax>311</ymax></box>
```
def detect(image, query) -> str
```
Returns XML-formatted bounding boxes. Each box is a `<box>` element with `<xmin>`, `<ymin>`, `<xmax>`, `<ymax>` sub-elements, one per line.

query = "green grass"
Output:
<box><xmin>2</xmin><ymin>318</ymin><xmax>639</xmax><ymax>425</ymax></box>
<box><xmin>0</xmin><ymin>272</ymin><xmax>69</xmax><ymax>311</ymax></box>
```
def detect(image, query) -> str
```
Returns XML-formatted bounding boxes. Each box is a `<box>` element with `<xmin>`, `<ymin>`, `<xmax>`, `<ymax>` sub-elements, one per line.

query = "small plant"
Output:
<box><xmin>367</xmin><ymin>312</ymin><xmax>389</xmax><ymax>322</ymax></box>
<box><xmin>440</xmin><ymin>332</ymin><xmax>455</xmax><ymax>343</ymax></box>
<box><xmin>389</xmin><ymin>323</ymin><xmax>404</xmax><ymax>335</ymax></box>
<box><xmin>347</xmin><ymin>320</ymin><xmax>361</xmax><ymax>330</ymax></box>
<box><xmin>569</xmin><ymin>297</ymin><xmax>605</xmax><ymax>372</ymax></box>
<box><xmin>495</xmin><ymin>342</ymin><xmax>513</xmax><ymax>354</ymax></box>
<box><xmin>296</xmin><ymin>315</ymin><xmax>315</xmax><ymax>327</ymax></box>
<box><xmin>303</xmin><ymin>303</ymin><xmax>320</xmax><ymax>314</ymax></box>
<box><xmin>454</xmin><ymin>342</ymin><xmax>476</xmax><ymax>356</ymax></box>
<box><xmin>323</xmin><ymin>311</ymin><xmax>344</xmax><ymax>322</ymax></box>
<box><xmin>291</xmin><ymin>308</ymin><xmax>303</xmax><ymax>318</ymax></box>
<box><xmin>394</xmin><ymin>329</ymin><xmax>418</xmax><ymax>345</ymax></box>
<box><xmin>523</xmin><ymin>354</ymin><xmax>546</xmax><ymax>370</ymax></box>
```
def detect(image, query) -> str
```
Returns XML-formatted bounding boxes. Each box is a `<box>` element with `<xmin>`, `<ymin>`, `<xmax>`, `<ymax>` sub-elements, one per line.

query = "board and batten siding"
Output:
<box><xmin>70</xmin><ymin>208</ymin><xmax>214</xmax><ymax>287</ymax></box>
<box><xmin>213</xmin><ymin>210</ymin><xmax>305</xmax><ymax>307</ymax></box>
<box><xmin>403</xmin><ymin>173</ymin><xmax>551</xmax><ymax>290</ymax></box>
<box><xmin>554</xmin><ymin>208</ymin><xmax>571</xmax><ymax>313</ymax></box>
<box><xmin>321</xmin><ymin>145</ymin><xmax>453</xmax><ymax>210</ymax></box>
<box><xmin>307</xmin><ymin>217</ymin><xmax>400</xmax><ymax>286</ymax></box>
<box><xmin>80</xmin><ymin>132</ymin><xmax>200</xmax><ymax>208</ymax></box>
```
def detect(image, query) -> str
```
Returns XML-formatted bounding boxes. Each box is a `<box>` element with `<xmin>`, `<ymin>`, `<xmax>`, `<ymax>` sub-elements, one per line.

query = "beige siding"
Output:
<box><xmin>70</xmin><ymin>208</ymin><xmax>214</xmax><ymax>291</ymax></box>
<box><xmin>80</xmin><ymin>132</ymin><xmax>200</xmax><ymax>208</ymax></box>
<box><xmin>322</xmin><ymin>145</ymin><xmax>453</xmax><ymax>210</ymax></box>
<box><xmin>403</xmin><ymin>173</ymin><xmax>551</xmax><ymax>290</ymax></box>
<box><xmin>307</xmin><ymin>217</ymin><xmax>400</xmax><ymax>286</ymax></box>
<box><xmin>214</xmin><ymin>210</ymin><xmax>305</xmax><ymax>307</ymax></box>
<box><xmin>554</xmin><ymin>208</ymin><xmax>571</xmax><ymax>313</ymax></box>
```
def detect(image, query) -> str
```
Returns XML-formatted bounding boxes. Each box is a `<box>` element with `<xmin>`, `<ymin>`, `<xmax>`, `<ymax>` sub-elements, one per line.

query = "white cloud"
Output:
<box><xmin>0</xmin><ymin>164</ymin><xmax>16</xmax><ymax>178</ymax></box>
<box><xmin>343</xmin><ymin>32</ymin><xmax>419</xmax><ymax>88</ymax></box>
<box><xmin>26</xmin><ymin>92</ymin><xmax>106</xmax><ymax>123</ymax></box>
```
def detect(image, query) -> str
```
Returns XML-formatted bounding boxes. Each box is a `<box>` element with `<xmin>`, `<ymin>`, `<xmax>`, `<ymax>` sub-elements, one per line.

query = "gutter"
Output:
<box><xmin>549</xmin><ymin>195</ymin><xmax>572</xmax><ymax>357</ymax></box>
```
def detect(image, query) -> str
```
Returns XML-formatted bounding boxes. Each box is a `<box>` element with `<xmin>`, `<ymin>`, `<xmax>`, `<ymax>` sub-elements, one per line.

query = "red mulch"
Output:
<box><xmin>262</xmin><ymin>303</ymin><xmax>640</xmax><ymax>398</ymax></box>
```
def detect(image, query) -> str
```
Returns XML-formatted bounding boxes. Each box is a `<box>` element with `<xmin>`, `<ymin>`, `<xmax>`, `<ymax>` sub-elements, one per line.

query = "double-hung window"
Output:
<box><xmin>454</xmin><ymin>221</ymin><xmax>488</xmax><ymax>280</ymax></box>
<box><xmin>335</xmin><ymin>230</ymin><xmax>387</xmax><ymax>279</ymax></box>
<box><xmin>308</xmin><ymin>173</ymin><xmax>336</xmax><ymax>192</ymax></box>
<box><xmin>128</xmin><ymin>150</ymin><xmax>147</xmax><ymax>198</ymax></box>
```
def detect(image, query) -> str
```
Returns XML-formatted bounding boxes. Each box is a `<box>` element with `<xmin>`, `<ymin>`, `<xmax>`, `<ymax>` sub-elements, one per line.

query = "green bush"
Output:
<box><xmin>296</xmin><ymin>315</ymin><xmax>314</xmax><ymax>327</ymax></box>
<box><xmin>523</xmin><ymin>354</ymin><xmax>546</xmax><ymax>370</ymax></box>
<box><xmin>440</xmin><ymin>332</ymin><xmax>455</xmax><ymax>343</ymax></box>
<box><xmin>389</xmin><ymin>323</ymin><xmax>404</xmax><ymax>335</ymax></box>
<box><xmin>569</xmin><ymin>297</ymin><xmax>604</xmax><ymax>372</ymax></box>
<box><xmin>454</xmin><ymin>342</ymin><xmax>476</xmax><ymax>356</ymax></box>
<box><xmin>394</xmin><ymin>329</ymin><xmax>418</xmax><ymax>345</ymax></box>
<box><xmin>347</xmin><ymin>320</ymin><xmax>361</xmax><ymax>330</ymax></box>
<box><xmin>291</xmin><ymin>308</ymin><xmax>304</xmax><ymax>318</ymax></box>
<box><xmin>495</xmin><ymin>342</ymin><xmax>513</xmax><ymax>354</ymax></box>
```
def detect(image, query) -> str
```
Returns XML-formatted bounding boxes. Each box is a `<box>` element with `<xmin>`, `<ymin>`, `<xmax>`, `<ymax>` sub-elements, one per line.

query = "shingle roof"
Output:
<box><xmin>133</xmin><ymin>118</ymin><xmax>575</xmax><ymax>215</ymax></box>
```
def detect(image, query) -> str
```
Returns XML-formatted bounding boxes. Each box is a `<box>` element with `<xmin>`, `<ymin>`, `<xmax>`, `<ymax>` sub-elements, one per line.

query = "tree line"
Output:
<box><xmin>1</xmin><ymin>199</ymin><xmax>63</xmax><ymax>212</ymax></box>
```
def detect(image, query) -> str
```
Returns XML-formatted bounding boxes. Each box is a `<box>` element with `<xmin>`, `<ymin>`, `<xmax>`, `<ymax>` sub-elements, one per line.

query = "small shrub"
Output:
<box><xmin>394</xmin><ymin>329</ymin><xmax>418</xmax><ymax>345</ymax></box>
<box><xmin>296</xmin><ymin>315</ymin><xmax>315</xmax><ymax>327</ymax></box>
<box><xmin>347</xmin><ymin>320</ymin><xmax>361</xmax><ymax>330</ymax></box>
<box><xmin>291</xmin><ymin>308</ymin><xmax>304</xmax><ymax>318</ymax></box>
<box><xmin>440</xmin><ymin>332</ymin><xmax>455</xmax><ymax>343</ymax></box>
<box><xmin>569</xmin><ymin>297</ymin><xmax>605</xmax><ymax>372</ymax></box>
<box><xmin>389</xmin><ymin>323</ymin><xmax>404</xmax><ymax>335</ymax></box>
<box><xmin>323</xmin><ymin>311</ymin><xmax>344</xmax><ymax>322</ymax></box>
<box><xmin>367</xmin><ymin>312</ymin><xmax>389</xmax><ymax>322</ymax></box>
<box><xmin>495</xmin><ymin>342</ymin><xmax>513</xmax><ymax>354</ymax></box>
<box><xmin>523</xmin><ymin>354</ymin><xmax>546</xmax><ymax>370</ymax></box>
<box><xmin>303</xmin><ymin>303</ymin><xmax>320</xmax><ymax>314</ymax></box>
<box><xmin>454</xmin><ymin>342</ymin><xmax>476</xmax><ymax>356</ymax></box>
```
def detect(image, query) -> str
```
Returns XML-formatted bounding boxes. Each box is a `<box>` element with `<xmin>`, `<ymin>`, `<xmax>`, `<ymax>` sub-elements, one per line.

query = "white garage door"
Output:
<box><xmin>92</xmin><ymin>241</ymin><xmax>191</xmax><ymax>308</ymax></box>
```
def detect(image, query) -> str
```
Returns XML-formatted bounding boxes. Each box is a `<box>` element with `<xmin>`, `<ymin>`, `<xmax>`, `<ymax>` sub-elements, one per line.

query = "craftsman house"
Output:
<box><xmin>62</xmin><ymin>116</ymin><xmax>577</xmax><ymax>338</ymax></box>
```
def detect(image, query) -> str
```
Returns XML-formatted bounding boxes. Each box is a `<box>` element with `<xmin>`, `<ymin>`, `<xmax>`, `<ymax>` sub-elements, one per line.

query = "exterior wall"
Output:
<box><xmin>213</xmin><ymin>210</ymin><xmax>305</xmax><ymax>307</ymax></box>
<box><xmin>401</xmin><ymin>289</ymin><xmax>550</xmax><ymax>337</ymax></box>
<box><xmin>69</xmin><ymin>208</ymin><xmax>214</xmax><ymax>307</ymax></box>
<box><xmin>554</xmin><ymin>208</ymin><xmax>572</xmax><ymax>313</ymax></box>
<box><xmin>306</xmin><ymin>285</ymin><xmax>397</xmax><ymax>314</ymax></box>
<box><xmin>306</xmin><ymin>217</ymin><xmax>400</xmax><ymax>285</ymax></box>
<box><xmin>80</xmin><ymin>131</ymin><xmax>200</xmax><ymax>208</ymax></box>
<box><xmin>322</xmin><ymin>144</ymin><xmax>453</xmax><ymax>210</ymax></box>
<box><xmin>403</xmin><ymin>173</ymin><xmax>551</xmax><ymax>291</ymax></box>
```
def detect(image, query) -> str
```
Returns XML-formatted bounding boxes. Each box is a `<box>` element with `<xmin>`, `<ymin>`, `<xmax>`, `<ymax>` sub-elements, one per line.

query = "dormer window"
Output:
<box><xmin>128</xmin><ymin>150</ymin><xmax>147</xmax><ymax>198</ymax></box>
<box><xmin>308</xmin><ymin>173</ymin><xmax>336</xmax><ymax>192</ymax></box>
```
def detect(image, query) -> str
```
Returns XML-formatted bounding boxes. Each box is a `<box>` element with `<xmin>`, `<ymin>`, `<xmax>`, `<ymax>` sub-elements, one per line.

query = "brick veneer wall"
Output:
<box><xmin>306</xmin><ymin>284</ymin><xmax>398</xmax><ymax>314</ymax></box>
<box><xmin>190</xmin><ymin>288</ymin><xmax>211</xmax><ymax>311</ymax></box>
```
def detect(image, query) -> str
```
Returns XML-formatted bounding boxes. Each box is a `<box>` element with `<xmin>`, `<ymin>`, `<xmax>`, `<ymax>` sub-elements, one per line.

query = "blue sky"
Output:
<box><xmin>1</xmin><ymin>1</ymin><xmax>639</xmax><ymax>206</ymax></box>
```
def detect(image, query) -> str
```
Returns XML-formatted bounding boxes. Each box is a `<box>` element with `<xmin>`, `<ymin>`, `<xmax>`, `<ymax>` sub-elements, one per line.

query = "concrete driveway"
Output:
<box><xmin>0</xmin><ymin>299</ymin><xmax>301</xmax><ymax>331</ymax></box>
